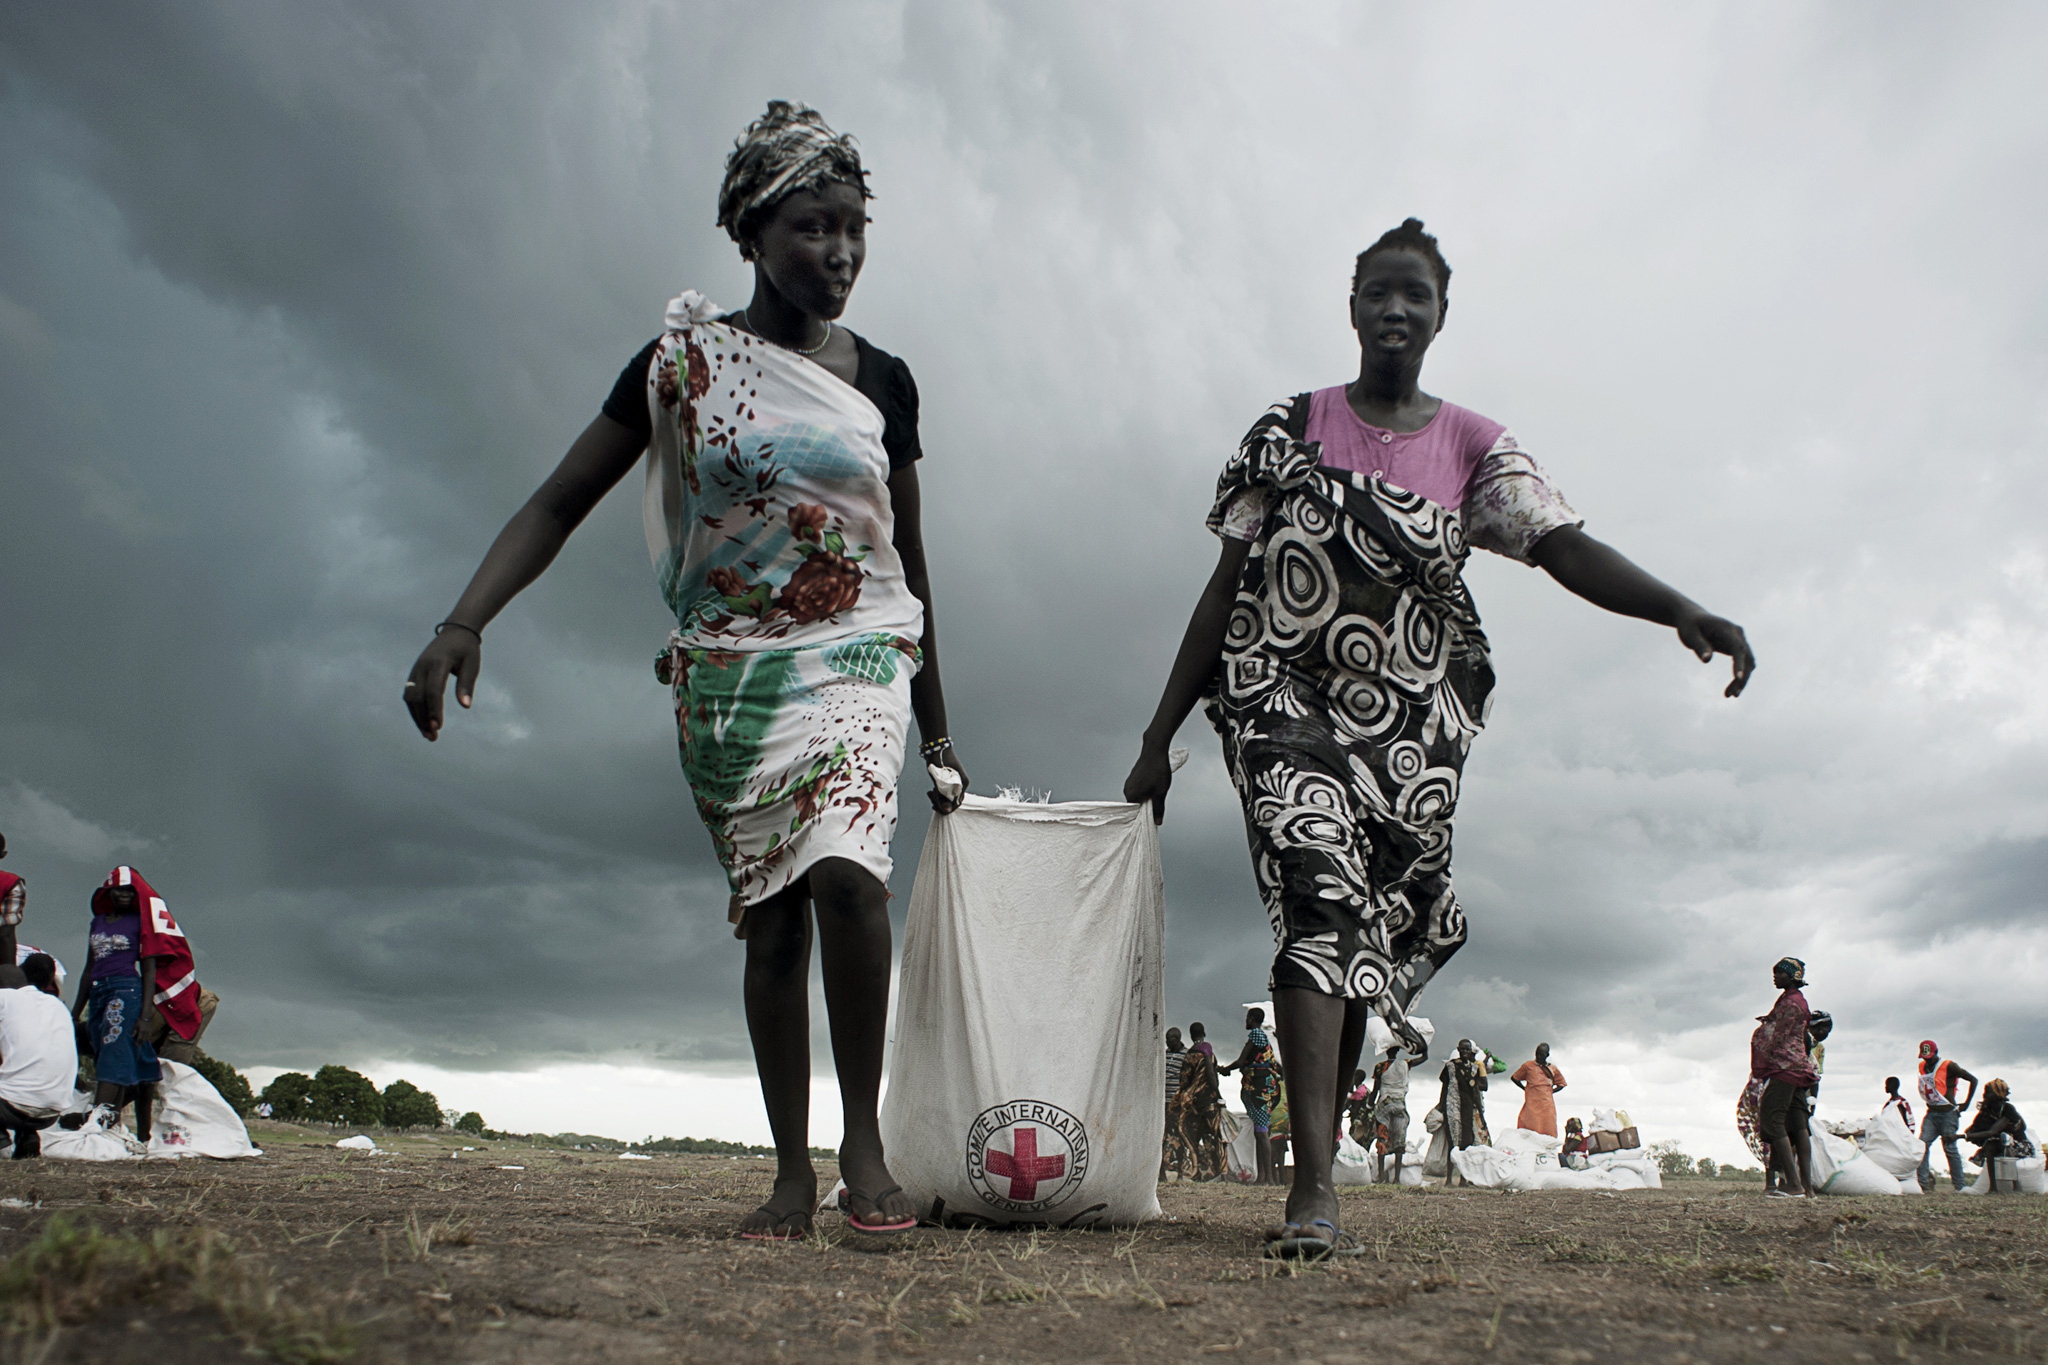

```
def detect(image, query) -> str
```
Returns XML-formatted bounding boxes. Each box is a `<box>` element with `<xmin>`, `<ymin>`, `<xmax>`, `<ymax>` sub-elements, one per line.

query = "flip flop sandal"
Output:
<box><xmin>738</xmin><ymin>1206</ymin><xmax>814</xmax><ymax>1241</ymax></box>
<box><xmin>1262</xmin><ymin>1219</ymin><xmax>1362</xmax><ymax>1261</ymax></box>
<box><xmin>840</xmin><ymin>1184</ymin><xmax>919</xmax><ymax>1235</ymax></box>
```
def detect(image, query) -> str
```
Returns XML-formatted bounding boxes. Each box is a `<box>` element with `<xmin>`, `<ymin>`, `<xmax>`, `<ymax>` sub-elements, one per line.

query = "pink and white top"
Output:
<box><xmin>1216</xmin><ymin>386</ymin><xmax>1580</xmax><ymax>563</ymax></box>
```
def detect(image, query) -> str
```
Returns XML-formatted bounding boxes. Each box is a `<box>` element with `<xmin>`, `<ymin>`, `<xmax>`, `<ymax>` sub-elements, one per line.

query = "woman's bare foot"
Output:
<box><xmin>738</xmin><ymin>1173</ymin><xmax>818</xmax><ymax>1237</ymax></box>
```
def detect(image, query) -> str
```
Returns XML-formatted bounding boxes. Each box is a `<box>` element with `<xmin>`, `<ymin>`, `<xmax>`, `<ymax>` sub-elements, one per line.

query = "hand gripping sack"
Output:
<box><xmin>880</xmin><ymin>794</ymin><xmax>1165</xmax><ymax>1226</ymax></box>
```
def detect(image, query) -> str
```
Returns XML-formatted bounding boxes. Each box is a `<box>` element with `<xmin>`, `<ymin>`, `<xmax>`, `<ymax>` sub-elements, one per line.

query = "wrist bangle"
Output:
<box><xmin>436</xmin><ymin>621</ymin><xmax>482</xmax><ymax>642</ymax></box>
<box><xmin>919</xmin><ymin>736</ymin><xmax>952</xmax><ymax>760</ymax></box>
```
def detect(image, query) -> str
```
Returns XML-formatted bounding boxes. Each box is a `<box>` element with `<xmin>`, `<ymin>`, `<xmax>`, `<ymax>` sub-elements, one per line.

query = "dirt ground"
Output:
<box><xmin>0</xmin><ymin>1122</ymin><xmax>2043</xmax><ymax>1364</ymax></box>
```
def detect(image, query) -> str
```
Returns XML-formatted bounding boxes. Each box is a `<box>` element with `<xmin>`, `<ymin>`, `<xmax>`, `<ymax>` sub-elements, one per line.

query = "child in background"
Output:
<box><xmin>1883</xmin><ymin>1076</ymin><xmax>1913</xmax><ymax>1131</ymax></box>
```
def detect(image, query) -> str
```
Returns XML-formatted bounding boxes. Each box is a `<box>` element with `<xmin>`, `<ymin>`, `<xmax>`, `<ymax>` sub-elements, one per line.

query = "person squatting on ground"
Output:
<box><xmin>1749</xmin><ymin>956</ymin><xmax>1817</xmax><ymax>1198</ymax></box>
<box><xmin>1962</xmin><ymin>1079</ymin><xmax>2033</xmax><ymax>1191</ymax></box>
<box><xmin>1370</xmin><ymin>1043</ymin><xmax>1413</xmax><ymax>1183</ymax></box>
<box><xmin>0</xmin><ymin>954</ymin><xmax>77</xmax><ymax>1158</ymax></box>
<box><xmin>1125</xmin><ymin>218</ymin><xmax>1754</xmax><ymax>1258</ymax></box>
<box><xmin>404</xmin><ymin>102</ymin><xmax>964</xmax><ymax>1240</ymax></box>
<box><xmin>0</xmin><ymin>835</ymin><xmax>71</xmax><ymax>1001</ymax></box>
<box><xmin>1218</xmin><ymin>1007</ymin><xmax>1283</xmax><ymax>1184</ymax></box>
<box><xmin>1511</xmin><ymin>1042</ymin><xmax>1567</xmax><ymax>1137</ymax></box>
<box><xmin>1916</xmin><ymin>1039</ymin><xmax>1978</xmax><ymax>1193</ymax></box>
<box><xmin>70</xmin><ymin>867</ymin><xmax>202</xmax><ymax>1143</ymax></box>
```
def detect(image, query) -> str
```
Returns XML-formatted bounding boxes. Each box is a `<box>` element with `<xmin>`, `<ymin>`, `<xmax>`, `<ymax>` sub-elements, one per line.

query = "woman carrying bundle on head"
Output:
<box><xmin>1125</xmin><ymin>219</ymin><xmax>1754</xmax><ymax>1258</ymax></box>
<box><xmin>405</xmin><ymin>102</ymin><xmax>965</xmax><ymax>1240</ymax></box>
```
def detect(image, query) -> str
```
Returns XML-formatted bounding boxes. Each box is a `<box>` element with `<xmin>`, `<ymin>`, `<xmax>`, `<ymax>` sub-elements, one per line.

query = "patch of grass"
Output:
<box><xmin>0</xmin><ymin>1216</ymin><xmax>354</xmax><ymax>1363</ymax></box>
<box><xmin>401</xmin><ymin>1210</ymin><xmax>474</xmax><ymax>1261</ymax></box>
<box><xmin>1542</xmin><ymin>1236</ymin><xmax>1629</xmax><ymax>1264</ymax></box>
<box><xmin>1705</xmin><ymin>1257</ymin><xmax>1780</xmax><ymax>1283</ymax></box>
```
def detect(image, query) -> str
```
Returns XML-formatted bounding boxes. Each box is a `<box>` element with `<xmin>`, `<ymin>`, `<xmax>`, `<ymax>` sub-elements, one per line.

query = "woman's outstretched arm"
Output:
<box><xmin>1527</xmin><ymin>526</ymin><xmax>1756</xmax><ymax>697</ymax></box>
<box><xmin>404</xmin><ymin>414</ymin><xmax>648</xmax><ymax>739</ymax></box>
<box><xmin>1123</xmin><ymin>538</ymin><xmax>1251</xmax><ymax>822</ymax></box>
<box><xmin>888</xmin><ymin>464</ymin><xmax>968</xmax><ymax>812</ymax></box>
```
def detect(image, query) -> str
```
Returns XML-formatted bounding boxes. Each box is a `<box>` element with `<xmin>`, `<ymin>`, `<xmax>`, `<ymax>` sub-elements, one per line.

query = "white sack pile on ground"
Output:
<box><xmin>42</xmin><ymin>1062</ymin><xmax>259</xmax><ymax>1161</ymax></box>
<box><xmin>881</xmin><ymin>793</ymin><xmax>1165</xmax><ymax>1227</ymax></box>
<box><xmin>1448</xmin><ymin>1127</ymin><xmax>1663</xmax><ymax>1192</ymax></box>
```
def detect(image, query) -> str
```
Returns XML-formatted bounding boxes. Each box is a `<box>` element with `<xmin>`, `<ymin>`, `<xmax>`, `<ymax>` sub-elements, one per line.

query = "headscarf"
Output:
<box><xmin>91</xmin><ymin>866</ymin><xmax>202</xmax><ymax>1041</ymax></box>
<box><xmin>716</xmin><ymin>101</ymin><xmax>869</xmax><ymax>253</ymax></box>
<box><xmin>1985</xmin><ymin>1078</ymin><xmax>2010</xmax><ymax>1105</ymax></box>
<box><xmin>1773</xmin><ymin>956</ymin><xmax>1806</xmax><ymax>985</ymax></box>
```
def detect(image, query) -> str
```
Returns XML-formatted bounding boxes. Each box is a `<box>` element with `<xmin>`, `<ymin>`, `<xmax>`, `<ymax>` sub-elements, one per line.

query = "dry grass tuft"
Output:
<box><xmin>0</xmin><ymin>1216</ymin><xmax>355</xmax><ymax>1363</ymax></box>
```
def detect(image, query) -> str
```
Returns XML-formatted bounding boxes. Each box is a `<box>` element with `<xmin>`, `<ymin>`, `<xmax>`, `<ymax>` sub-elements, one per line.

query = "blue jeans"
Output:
<box><xmin>1919</xmin><ymin>1106</ymin><xmax>1963</xmax><ymax>1190</ymax></box>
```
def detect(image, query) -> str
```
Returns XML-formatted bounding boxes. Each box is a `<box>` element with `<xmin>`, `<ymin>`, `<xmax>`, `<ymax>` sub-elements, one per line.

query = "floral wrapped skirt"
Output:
<box><xmin>662</xmin><ymin>631</ymin><xmax>919</xmax><ymax>932</ymax></box>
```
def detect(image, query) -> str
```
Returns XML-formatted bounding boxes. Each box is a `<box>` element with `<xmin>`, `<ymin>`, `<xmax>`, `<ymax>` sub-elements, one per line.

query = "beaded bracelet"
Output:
<box><xmin>918</xmin><ymin>736</ymin><xmax>952</xmax><ymax>761</ymax></box>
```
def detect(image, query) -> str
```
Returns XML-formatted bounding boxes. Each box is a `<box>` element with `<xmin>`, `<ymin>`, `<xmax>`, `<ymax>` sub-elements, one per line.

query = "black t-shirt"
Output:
<box><xmin>600</xmin><ymin>330</ymin><xmax>923</xmax><ymax>470</ymax></box>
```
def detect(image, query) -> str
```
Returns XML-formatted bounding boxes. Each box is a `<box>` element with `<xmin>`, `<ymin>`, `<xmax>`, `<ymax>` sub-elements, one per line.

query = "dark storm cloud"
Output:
<box><xmin>3</xmin><ymin>2</ymin><xmax>2047</xmax><ymax>1155</ymax></box>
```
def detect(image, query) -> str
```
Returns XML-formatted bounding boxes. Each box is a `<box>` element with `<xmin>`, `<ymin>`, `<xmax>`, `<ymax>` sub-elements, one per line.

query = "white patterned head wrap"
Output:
<box><xmin>716</xmin><ymin>101</ymin><xmax>870</xmax><ymax>255</ymax></box>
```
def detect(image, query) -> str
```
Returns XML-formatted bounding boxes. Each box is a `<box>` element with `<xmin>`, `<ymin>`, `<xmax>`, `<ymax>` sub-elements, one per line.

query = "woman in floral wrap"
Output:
<box><xmin>406</xmin><ymin>102</ymin><xmax>963</xmax><ymax>1239</ymax></box>
<box><xmin>1126</xmin><ymin>218</ymin><xmax>1753</xmax><ymax>1256</ymax></box>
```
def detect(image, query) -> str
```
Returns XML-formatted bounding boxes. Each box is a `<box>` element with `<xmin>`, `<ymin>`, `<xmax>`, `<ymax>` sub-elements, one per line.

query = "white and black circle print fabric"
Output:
<box><xmin>1202</xmin><ymin>397</ymin><xmax>1496</xmax><ymax>1049</ymax></box>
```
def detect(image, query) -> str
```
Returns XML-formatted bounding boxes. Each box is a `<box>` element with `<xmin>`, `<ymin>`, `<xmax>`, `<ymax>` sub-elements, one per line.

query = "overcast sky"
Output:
<box><xmin>2</xmin><ymin>2</ymin><xmax>2044</xmax><ymax>1162</ymax></box>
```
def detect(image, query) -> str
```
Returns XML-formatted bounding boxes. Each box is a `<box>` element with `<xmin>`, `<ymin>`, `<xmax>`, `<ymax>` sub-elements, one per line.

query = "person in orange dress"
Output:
<box><xmin>1510</xmin><ymin>1043</ymin><xmax>1567</xmax><ymax>1137</ymax></box>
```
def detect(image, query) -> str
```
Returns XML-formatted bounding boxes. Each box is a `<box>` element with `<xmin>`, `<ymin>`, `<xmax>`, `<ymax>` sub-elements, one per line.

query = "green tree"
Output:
<box><xmin>187</xmin><ymin>1051</ymin><xmax>254</xmax><ymax>1116</ymax></box>
<box><xmin>1696</xmin><ymin>1156</ymin><xmax>1719</xmax><ymax>1179</ymax></box>
<box><xmin>380</xmin><ymin>1079</ymin><xmax>441</xmax><ymax>1129</ymax></box>
<box><xmin>455</xmin><ymin>1111</ymin><xmax>486</xmax><ymax>1136</ymax></box>
<box><xmin>1647</xmin><ymin>1139</ymin><xmax>1695</xmax><ymax>1178</ymax></box>
<box><xmin>259</xmin><ymin>1072</ymin><xmax>313</xmax><ymax>1123</ymax></box>
<box><xmin>306</xmin><ymin>1065</ymin><xmax>383</xmax><ymax>1126</ymax></box>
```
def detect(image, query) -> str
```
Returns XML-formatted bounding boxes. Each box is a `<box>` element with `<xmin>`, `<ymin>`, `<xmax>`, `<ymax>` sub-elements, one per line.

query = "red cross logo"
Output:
<box><xmin>983</xmin><ymin>1126</ymin><xmax>1067</xmax><ymax>1201</ymax></box>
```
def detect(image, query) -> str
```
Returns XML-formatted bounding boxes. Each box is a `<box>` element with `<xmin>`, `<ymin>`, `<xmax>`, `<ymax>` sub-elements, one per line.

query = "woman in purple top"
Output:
<box><xmin>1125</xmin><ymin>219</ymin><xmax>1755</xmax><ymax>1256</ymax></box>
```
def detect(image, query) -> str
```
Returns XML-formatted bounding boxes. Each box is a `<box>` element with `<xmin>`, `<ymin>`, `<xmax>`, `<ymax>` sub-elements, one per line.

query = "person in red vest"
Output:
<box><xmin>69</xmin><ymin>867</ymin><xmax>201</xmax><ymax>1142</ymax></box>
<box><xmin>1915</xmin><ymin>1039</ymin><xmax>1979</xmax><ymax>1192</ymax></box>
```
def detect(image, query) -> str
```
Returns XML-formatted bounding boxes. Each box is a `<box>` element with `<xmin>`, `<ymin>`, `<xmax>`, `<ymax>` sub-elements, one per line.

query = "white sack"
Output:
<box><xmin>334</xmin><ymin>1134</ymin><xmax>378</xmax><ymax>1151</ymax></box>
<box><xmin>1807</xmin><ymin>1116</ymin><xmax>1897</xmax><ymax>1196</ymax></box>
<box><xmin>147</xmin><ymin>1062</ymin><xmax>260</xmax><ymax>1159</ymax></box>
<box><xmin>1494</xmin><ymin>1127</ymin><xmax>1563</xmax><ymax>1156</ymax></box>
<box><xmin>1332</xmin><ymin>1135</ymin><xmax>1375</xmax><ymax>1186</ymax></box>
<box><xmin>1961</xmin><ymin>1154</ymin><xmax>2047</xmax><ymax>1195</ymax></box>
<box><xmin>1855</xmin><ymin>1104</ymin><xmax>1921</xmax><ymax>1178</ymax></box>
<box><xmin>1897</xmin><ymin>1174</ymin><xmax>1923</xmax><ymax>1194</ymax></box>
<box><xmin>881</xmin><ymin>795</ymin><xmax>1164</xmax><ymax>1226</ymax></box>
<box><xmin>1451</xmin><ymin>1144</ymin><xmax>1536</xmax><ymax>1188</ymax></box>
<box><xmin>1363</xmin><ymin>1014</ymin><xmax>1435</xmax><ymax>1060</ymax></box>
<box><xmin>41</xmin><ymin>1123</ymin><xmax>144</xmax><ymax>1162</ymax></box>
<box><xmin>1590</xmin><ymin>1108</ymin><xmax>1621</xmax><ymax>1133</ymax></box>
<box><xmin>1590</xmin><ymin>1151</ymin><xmax>1663</xmax><ymax>1189</ymax></box>
<box><xmin>1224</xmin><ymin>1110</ymin><xmax>1257</xmax><ymax>1183</ymax></box>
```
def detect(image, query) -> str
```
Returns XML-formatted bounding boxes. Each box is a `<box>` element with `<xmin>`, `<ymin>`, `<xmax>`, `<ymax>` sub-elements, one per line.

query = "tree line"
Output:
<box><xmin>183</xmin><ymin>1054</ymin><xmax>485</xmax><ymax>1133</ymax></box>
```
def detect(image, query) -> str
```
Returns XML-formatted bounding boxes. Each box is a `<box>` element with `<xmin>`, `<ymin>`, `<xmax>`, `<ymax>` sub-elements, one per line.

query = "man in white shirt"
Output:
<box><xmin>0</xmin><ymin>954</ymin><xmax>81</xmax><ymax>1159</ymax></box>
